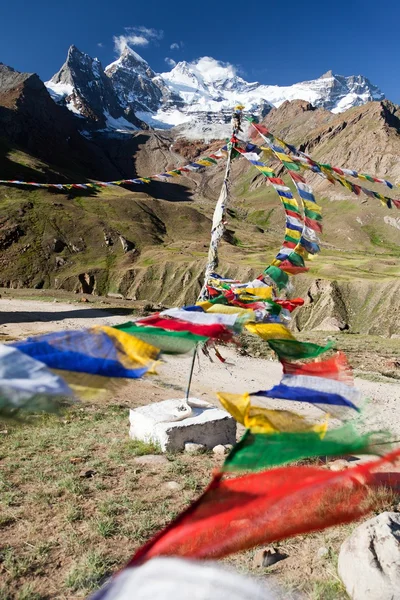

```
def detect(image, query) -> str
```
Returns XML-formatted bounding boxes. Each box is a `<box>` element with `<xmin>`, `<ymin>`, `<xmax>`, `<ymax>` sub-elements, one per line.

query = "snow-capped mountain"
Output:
<box><xmin>45</xmin><ymin>46</ymin><xmax>385</xmax><ymax>139</ymax></box>
<box><xmin>46</xmin><ymin>46</ymin><xmax>145</xmax><ymax>131</ymax></box>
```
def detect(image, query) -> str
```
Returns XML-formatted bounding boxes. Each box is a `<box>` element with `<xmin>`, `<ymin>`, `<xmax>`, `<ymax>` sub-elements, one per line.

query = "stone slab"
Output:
<box><xmin>129</xmin><ymin>398</ymin><xmax>236</xmax><ymax>452</ymax></box>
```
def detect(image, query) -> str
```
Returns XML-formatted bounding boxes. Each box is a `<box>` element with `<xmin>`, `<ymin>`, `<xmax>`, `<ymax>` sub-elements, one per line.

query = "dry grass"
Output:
<box><xmin>1</xmin><ymin>399</ymin><xmax>399</xmax><ymax>599</ymax></box>
<box><xmin>0</xmin><ymin>404</ymin><xmax>217</xmax><ymax>598</ymax></box>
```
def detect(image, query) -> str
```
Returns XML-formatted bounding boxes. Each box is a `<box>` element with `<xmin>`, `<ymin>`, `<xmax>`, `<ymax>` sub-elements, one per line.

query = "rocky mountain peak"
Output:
<box><xmin>44</xmin><ymin>45</ymin><xmax>386</xmax><ymax>139</ymax></box>
<box><xmin>46</xmin><ymin>45</ymin><xmax>144</xmax><ymax>130</ymax></box>
<box><xmin>105</xmin><ymin>49</ymin><xmax>165</xmax><ymax>114</ymax></box>
<box><xmin>320</xmin><ymin>70</ymin><xmax>334</xmax><ymax>79</ymax></box>
<box><xmin>106</xmin><ymin>47</ymin><xmax>155</xmax><ymax>79</ymax></box>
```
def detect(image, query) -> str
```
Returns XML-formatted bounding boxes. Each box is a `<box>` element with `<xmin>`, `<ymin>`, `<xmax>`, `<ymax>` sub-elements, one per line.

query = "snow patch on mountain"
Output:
<box><xmin>45</xmin><ymin>81</ymin><xmax>74</xmax><ymax>100</ymax></box>
<box><xmin>46</xmin><ymin>45</ymin><xmax>385</xmax><ymax>139</ymax></box>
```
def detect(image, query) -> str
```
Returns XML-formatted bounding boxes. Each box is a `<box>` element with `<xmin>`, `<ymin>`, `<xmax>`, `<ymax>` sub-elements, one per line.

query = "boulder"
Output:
<box><xmin>338</xmin><ymin>512</ymin><xmax>400</xmax><ymax>599</ymax></box>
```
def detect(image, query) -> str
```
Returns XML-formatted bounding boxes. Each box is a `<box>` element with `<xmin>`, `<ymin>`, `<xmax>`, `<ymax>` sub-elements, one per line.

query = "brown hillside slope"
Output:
<box><xmin>1</xmin><ymin>95</ymin><xmax>400</xmax><ymax>334</ymax></box>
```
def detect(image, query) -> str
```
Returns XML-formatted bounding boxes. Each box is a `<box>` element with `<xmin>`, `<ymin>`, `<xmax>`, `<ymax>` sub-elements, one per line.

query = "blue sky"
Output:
<box><xmin>2</xmin><ymin>0</ymin><xmax>400</xmax><ymax>102</ymax></box>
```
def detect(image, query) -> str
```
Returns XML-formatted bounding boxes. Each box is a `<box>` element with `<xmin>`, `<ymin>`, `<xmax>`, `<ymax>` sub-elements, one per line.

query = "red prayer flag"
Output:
<box><xmin>136</xmin><ymin>315</ymin><xmax>233</xmax><ymax>342</ymax></box>
<box><xmin>305</xmin><ymin>217</ymin><xmax>323</xmax><ymax>233</ymax></box>
<box><xmin>275</xmin><ymin>297</ymin><xmax>305</xmax><ymax>311</ymax></box>
<box><xmin>290</xmin><ymin>172</ymin><xmax>306</xmax><ymax>183</ymax></box>
<box><xmin>281</xmin><ymin>351</ymin><xmax>353</xmax><ymax>384</ymax></box>
<box><xmin>129</xmin><ymin>449</ymin><xmax>400</xmax><ymax>564</ymax></box>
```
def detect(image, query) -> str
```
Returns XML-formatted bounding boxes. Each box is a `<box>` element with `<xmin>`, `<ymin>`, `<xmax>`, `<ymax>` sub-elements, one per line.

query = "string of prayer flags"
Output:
<box><xmin>244</xmin><ymin>126</ymin><xmax>323</xmax><ymax>263</ymax></box>
<box><xmin>129</xmin><ymin>449</ymin><xmax>400</xmax><ymax>563</ymax></box>
<box><xmin>236</xmin><ymin>147</ymin><xmax>311</xmax><ymax>278</ymax></box>
<box><xmin>247</xmin><ymin>126</ymin><xmax>400</xmax><ymax>211</ymax></box>
<box><xmin>0</xmin><ymin>148</ymin><xmax>227</xmax><ymax>191</ymax></box>
<box><xmin>222</xmin><ymin>424</ymin><xmax>389</xmax><ymax>472</ymax></box>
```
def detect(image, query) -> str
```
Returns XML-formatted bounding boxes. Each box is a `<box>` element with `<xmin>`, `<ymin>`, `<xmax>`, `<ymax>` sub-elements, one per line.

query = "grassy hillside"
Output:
<box><xmin>1</xmin><ymin>103</ymin><xmax>400</xmax><ymax>334</ymax></box>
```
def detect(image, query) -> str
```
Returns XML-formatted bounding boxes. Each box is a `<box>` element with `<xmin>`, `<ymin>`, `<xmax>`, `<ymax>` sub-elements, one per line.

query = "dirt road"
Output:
<box><xmin>1</xmin><ymin>297</ymin><xmax>400</xmax><ymax>436</ymax></box>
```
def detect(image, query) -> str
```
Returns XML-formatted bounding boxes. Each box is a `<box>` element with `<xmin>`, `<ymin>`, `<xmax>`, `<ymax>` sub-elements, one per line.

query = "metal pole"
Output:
<box><xmin>184</xmin><ymin>343</ymin><xmax>198</xmax><ymax>402</ymax></box>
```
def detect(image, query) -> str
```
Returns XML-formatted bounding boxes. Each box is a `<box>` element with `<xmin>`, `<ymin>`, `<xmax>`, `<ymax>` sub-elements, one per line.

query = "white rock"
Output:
<box><xmin>184</xmin><ymin>442</ymin><xmax>205</xmax><ymax>454</ymax></box>
<box><xmin>129</xmin><ymin>399</ymin><xmax>236</xmax><ymax>452</ymax></box>
<box><xmin>338</xmin><ymin>512</ymin><xmax>400</xmax><ymax>600</ymax></box>
<box><xmin>213</xmin><ymin>444</ymin><xmax>227</xmax><ymax>456</ymax></box>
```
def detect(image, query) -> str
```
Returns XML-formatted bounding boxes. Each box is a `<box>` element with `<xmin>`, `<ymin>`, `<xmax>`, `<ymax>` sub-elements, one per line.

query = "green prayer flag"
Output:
<box><xmin>304</xmin><ymin>209</ymin><xmax>322</xmax><ymax>221</ymax></box>
<box><xmin>208</xmin><ymin>295</ymin><xmax>229</xmax><ymax>305</ymax></box>
<box><xmin>223</xmin><ymin>426</ymin><xmax>387</xmax><ymax>472</ymax></box>
<box><xmin>282</xmin><ymin>201</ymin><xmax>301</xmax><ymax>214</ymax></box>
<box><xmin>268</xmin><ymin>338</ymin><xmax>334</xmax><ymax>360</ymax></box>
<box><xmin>114</xmin><ymin>323</ymin><xmax>208</xmax><ymax>354</ymax></box>
<box><xmin>284</xmin><ymin>235</ymin><xmax>301</xmax><ymax>245</ymax></box>
<box><xmin>286</xmin><ymin>252</ymin><xmax>305</xmax><ymax>267</ymax></box>
<box><xmin>282</xmin><ymin>161</ymin><xmax>300</xmax><ymax>172</ymax></box>
<box><xmin>264</xmin><ymin>265</ymin><xmax>289</xmax><ymax>290</ymax></box>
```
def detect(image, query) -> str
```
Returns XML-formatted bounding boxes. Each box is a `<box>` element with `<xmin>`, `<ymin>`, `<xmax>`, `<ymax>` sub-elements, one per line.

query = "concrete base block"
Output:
<box><xmin>129</xmin><ymin>398</ymin><xmax>236</xmax><ymax>452</ymax></box>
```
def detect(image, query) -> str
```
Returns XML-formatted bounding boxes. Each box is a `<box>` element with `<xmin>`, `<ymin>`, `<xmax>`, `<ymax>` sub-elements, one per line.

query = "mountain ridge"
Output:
<box><xmin>44</xmin><ymin>45</ymin><xmax>384</xmax><ymax>139</ymax></box>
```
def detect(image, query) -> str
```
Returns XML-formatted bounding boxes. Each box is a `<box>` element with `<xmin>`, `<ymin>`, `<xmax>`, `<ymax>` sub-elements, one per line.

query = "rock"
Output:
<box><xmin>316</xmin><ymin>546</ymin><xmax>329</xmax><ymax>559</ymax></box>
<box><xmin>253</xmin><ymin>546</ymin><xmax>288</xmax><ymax>568</ymax></box>
<box><xmin>338</xmin><ymin>512</ymin><xmax>400</xmax><ymax>600</ymax></box>
<box><xmin>79</xmin><ymin>469</ymin><xmax>96</xmax><ymax>478</ymax></box>
<box><xmin>224</xmin><ymin>444</ymin><xmax>234</xmax><ymax>452</ymax></box>
<box><xmin>163</xmin><ymin>481</ymin><xmax>182</xmax><ymax>492</ymax></box>
<box><xmin>328</xmin><ymin>459</ymin><xmax>351</xmax><ymax>471</ymax></box>
<box><xmin>213</xmin><ymin>444</ymin><xmax>227</xmax><ymax>456</ymax></box>
<box><xmin>55</xmin><ymin>256</ymin><xmax>66</xmax><ymax>267</ymax></box>
<box><xmin>129</xmin><ymin>399</ymin><xmax>236</xmax><ymax>452</ymax></box>
<box><xmin>80</xmin><ymin>297</ymin><xmax>89</xmax><ymax>303</ymax></box>
<box><xmin>184</xmin><ymin>443</ymin><xmax>205</xmax><ymax>454</ymax></box>
<box><xmin>119</xmin><ymin>235</ymin><xmax>136</xmax><ymax>253</ymax></box>
<box><xmin>133</xmin><ymin>455</ymin><xmax>169</xmax><ymax>466</ymax></box>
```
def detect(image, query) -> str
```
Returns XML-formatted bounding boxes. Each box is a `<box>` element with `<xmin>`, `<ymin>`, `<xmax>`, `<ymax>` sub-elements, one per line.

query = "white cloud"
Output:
<box><xmin>128</xmin><ymin>35</ymin><xmax>149</xmax><ymax>46</ymax></box>
<box><xmin>165</xmin><ymin>57</ymin><xmax>177</xmax><ymax>68</ymax></box>
<box><xmin>97</xmin><ymin>42</ymin><xmax>104</xmax><ymax>48</ymax></box>
<box><xmin>192</xmin><ymin>57</ymin><xmax>237</xmax><ymax>82</ymax></box>
<box><xmin>170</xmin><ymin>42</ymin><xmax>180</xmax><ymax>50</ymax></box>
<box><xmin>113</xmin><ymin>26</ymin><xmax>163</xmax><ymax>54</ymax></box>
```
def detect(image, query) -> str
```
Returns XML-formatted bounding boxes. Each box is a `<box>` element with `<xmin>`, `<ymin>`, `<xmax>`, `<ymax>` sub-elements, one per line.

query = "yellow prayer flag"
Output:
<box><xmin>282</xmin><ymin>197</ymin><xmax>301</xmax><ymax>210</ymax></box>
<box><xmin>285</xmin><ymin>228</ymin><xmax>301</xmax><ymax>240</ymax></box>
<box><xmin>244</xmin><ymin>286</ymin><xmax>273</xmax><ymax>300</ymax></box>
<box><xmin>196</xmin><ymin>300</ymin><xmax>213</xmax><ymax>310</ymax></box>
<box><xmin>245</xmin><ymin>406</ymin><xmax>312</xmax><ymax>434</ymax></box>
<box><xmin>245</xmin><ymin>322</ymin><xmax>295</xmax><ymax>341</ymax></box>
<box><xmin>97</xmin><ymin>326</ymin><xmax>160</xmax><ymax>372</ymax></box>
<box><xmin>304</xmin><ymin>200</ymin><xmax>321</xmax><ymax>214</ymax></box>
<box><xmin>217</xmin><ymin>392</ymin><xmax>250</xmax><ymax>425</ymax></box>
